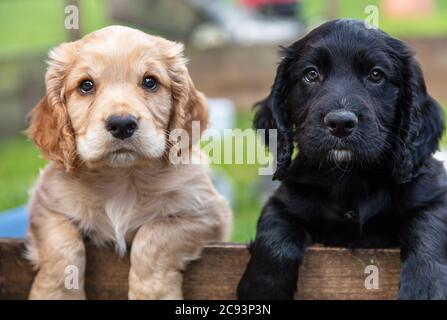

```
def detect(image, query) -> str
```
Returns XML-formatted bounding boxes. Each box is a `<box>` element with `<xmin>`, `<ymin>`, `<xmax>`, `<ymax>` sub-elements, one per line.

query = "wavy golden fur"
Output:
<box><xmin>26</xmin><ymin>26</ymin><xmax>231</xmax><ymax>300</ymax></box>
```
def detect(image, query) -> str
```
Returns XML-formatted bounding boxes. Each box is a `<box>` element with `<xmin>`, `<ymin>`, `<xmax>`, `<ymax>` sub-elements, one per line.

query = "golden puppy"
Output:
<box><xmin>25</xmin><ymin>25</ymin><xmax>232</xmax><ymax>299</ymax></box>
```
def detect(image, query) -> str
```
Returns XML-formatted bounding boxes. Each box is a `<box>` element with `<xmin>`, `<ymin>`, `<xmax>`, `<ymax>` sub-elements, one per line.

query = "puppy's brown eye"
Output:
<box><xmin>142</xmin><ymin>76</ymin><xmax>158</xmax><ymax>91</ymax></box>
<box><xmin>368</xmin><ymin>68</ymin><xmax>384</xmax><ymax>83</ymax></box>
<box><xmin>304</xmin><ymin>69</ymin><xmax>320</xmax><ymax>83</ymax></box>
<box><xmin>79</xmin><ymin>80</ymin><xmax>94</xmax><ymax>94</ymax></box>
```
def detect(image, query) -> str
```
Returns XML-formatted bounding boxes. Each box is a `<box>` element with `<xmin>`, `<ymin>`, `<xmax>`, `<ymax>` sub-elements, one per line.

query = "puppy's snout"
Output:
<box><xmin>324</xmin><ymin>111</ymin><xmax>358</xmax><ymax>138</ymax></box>
<box><xmin>106</xmin><ymin>115</ymin><xmax>138</xmax><ymax>140</ymax></box>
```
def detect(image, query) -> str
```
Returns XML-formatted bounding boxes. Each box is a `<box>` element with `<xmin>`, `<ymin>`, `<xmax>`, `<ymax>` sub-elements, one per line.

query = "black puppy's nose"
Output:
<box><xmin>105</xmin><ymin>115</ymin><xmax>138</xmax><ymax>140</ymax></box>
<box><xmin>324</xmin><ymin>111</ymin><xmax>358</xmax><ymax>138</ymax></box>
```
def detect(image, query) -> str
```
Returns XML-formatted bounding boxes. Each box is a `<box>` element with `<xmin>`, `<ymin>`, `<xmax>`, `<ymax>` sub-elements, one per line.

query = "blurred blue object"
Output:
<box><xmin>0</xmin><ymin>206</ymin><xmax>28</xmax><ymax>238</ymax></box>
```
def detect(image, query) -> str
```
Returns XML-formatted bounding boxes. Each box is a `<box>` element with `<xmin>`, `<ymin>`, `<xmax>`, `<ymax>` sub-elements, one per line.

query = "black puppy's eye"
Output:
<box><xmin>368</xmin><ymin>68</ymin><xmax>384</xmax><ymax>83</ymax></box>
<box><xmin>304</xmin><ymin>68</ymin><xmax>320</xmax><ymax>83</ymax></box>
<box><xmin>79</xmin><ymin>80</ymin><xmax>94</xmax><ymax>94</ymax></box>
<box><xmin>142</xmin><ymin>76</ymin><xmax>158</xmax><ymax>91</ymax></box>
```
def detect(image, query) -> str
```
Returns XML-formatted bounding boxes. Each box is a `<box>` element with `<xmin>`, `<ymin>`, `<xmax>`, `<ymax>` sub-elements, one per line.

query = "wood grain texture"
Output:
<box><xmin>0</xmin><ymin>239</ymin><xmax>401</xmax><ymax>300</ymax></box>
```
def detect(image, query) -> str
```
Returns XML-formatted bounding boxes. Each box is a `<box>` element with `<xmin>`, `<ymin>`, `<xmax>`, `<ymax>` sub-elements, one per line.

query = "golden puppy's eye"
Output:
<box><xmin>79</xmin><ymin>80</ymin><xmax>95</xmax><ymax>94</ymax></box>
<box><xmin>142</xmin><ymin>76</ymin><xmax>158</xmax><ymax>91</ymax></box>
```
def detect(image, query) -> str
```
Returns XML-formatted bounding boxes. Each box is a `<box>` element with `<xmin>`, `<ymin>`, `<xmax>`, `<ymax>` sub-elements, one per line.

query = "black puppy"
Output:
<box><xmin>238</xmin><ymin>19</ymin><xmax>447</xmax><ymax>300</ymax></box>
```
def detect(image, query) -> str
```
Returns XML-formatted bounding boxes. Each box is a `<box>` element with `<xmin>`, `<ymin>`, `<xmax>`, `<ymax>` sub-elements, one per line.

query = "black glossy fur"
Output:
<box><xmin>238</xmin><ymin>20</ymin><xmax>447</xmax><ymax>300</ymax></box>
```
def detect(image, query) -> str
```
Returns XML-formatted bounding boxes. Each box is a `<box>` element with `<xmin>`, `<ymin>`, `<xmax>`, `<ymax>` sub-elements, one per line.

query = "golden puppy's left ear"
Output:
<box><xmin>166</xmin><ymin>42</ymin><xmax>208</xmax><ymax>146</ymax></box>
<box><xmin>27</xmin><ymin>42</ymin><xmax>78</xmax><ymax>171</ymax></box>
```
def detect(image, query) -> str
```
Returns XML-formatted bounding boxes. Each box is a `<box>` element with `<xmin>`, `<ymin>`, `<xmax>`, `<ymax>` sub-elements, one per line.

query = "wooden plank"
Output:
<box><xmin>0</xmin><ymin>239</ymin><xmax>400</xmax><ymax>300</ymax></box>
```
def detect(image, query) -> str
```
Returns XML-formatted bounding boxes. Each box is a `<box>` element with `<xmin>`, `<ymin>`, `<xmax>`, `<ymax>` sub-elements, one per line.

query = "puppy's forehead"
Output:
<box><xmin>79</xmin><ymin>26</ymin><xmax>166</xmax><ymax>61</ymax></box>
<box><xmin>299</xmin><ymin>23</ymin><xmax>393</xmax><ymax>68</ymax></box>
<box><xmin>309</xmin><ymin>21</ymin><xmax>387</xmax><ymax>53</ymax></box>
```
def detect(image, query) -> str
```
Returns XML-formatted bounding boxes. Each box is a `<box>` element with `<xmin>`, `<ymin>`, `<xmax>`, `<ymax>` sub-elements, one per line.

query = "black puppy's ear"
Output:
<box><xmin>394</xmin><ymin>51</ymin><xmax>444</xmax><ymax>183</ymax></box>
<box><xmin>254</xmin><ymin>57</ymin><xmax>294</xmax><ymax>180</ymax></box>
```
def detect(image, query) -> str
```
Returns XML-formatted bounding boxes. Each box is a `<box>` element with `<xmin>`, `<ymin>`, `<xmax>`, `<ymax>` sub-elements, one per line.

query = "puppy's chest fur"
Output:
<box><xmin>77</xmin><ymin>175</ymin><xmax>154</xmax><ymax>254</ymax></box>
<box><xmin>283</xmin><ymin>167</ymin><xmax>402</xmax><ymax>245</ymax></box>
<box><xmin>36</xmin><ymin>163</ymin><xmax>211</xmax><ymax>254</ymax></box>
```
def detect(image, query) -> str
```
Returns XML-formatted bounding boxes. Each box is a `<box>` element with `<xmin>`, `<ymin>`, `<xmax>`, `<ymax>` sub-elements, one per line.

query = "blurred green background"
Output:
<box><xmin>1</xmin><ymin>0</ymin><xmax>447</xmax><ymax>242</ymax></box>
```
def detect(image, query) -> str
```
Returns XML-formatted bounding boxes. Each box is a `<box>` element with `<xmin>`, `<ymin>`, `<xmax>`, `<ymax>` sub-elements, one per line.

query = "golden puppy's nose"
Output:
<box><xmin>105</xmin><ymin>115</ymin><xmax>138</xmax><ymax>140</ymax></box>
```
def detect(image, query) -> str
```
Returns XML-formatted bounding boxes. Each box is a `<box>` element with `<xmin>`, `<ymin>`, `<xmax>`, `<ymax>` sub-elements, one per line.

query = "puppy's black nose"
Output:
<box><xmin>324</xmin><ymin>111</ymin><xmax>358</xmax><ymax>138</ymax></box>
<box><xmin>105</xmin><ymin>115</ymin><xmax>138</xmax><ymax>140</ymax></box>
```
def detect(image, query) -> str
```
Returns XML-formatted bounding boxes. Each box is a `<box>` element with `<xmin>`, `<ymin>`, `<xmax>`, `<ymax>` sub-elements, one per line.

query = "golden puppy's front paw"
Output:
<box><xmin>128</xmin><ymin>268</ymin><xmax>183</xmax><ymax>300</ymax></box>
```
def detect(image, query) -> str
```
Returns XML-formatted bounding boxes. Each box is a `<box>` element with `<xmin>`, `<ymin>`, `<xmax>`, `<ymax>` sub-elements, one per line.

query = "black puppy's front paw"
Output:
<box><xmin>237</xmin><ymin>267</ymin><xmax>296</xmax><ymax>300</ymax></box>
<box><xmin>398</xmin><ymin>257</ymin><xmax>447</xmax><ymax>300</ymax></box>
<box><xmin>398</xmin><ymin>279</ymin><xmax>447</xmax><ymax>300</ymax></box>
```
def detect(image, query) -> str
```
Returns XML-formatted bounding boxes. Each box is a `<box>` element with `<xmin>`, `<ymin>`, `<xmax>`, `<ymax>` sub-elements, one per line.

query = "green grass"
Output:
<box><xmin>0</xmin><ymin>0</ymin><xmax>111</xmax><ymax>57</ymax></box>
<box><xmin>0</xmin><ymin>135</ymin><xmax>46</xmax><ymax>212</ymax></box>
<box><xmin>1</xmin><ymin>0</ymin><xmax>446</xmax><ymax>58</ymax></box>
<box><xmin>302</xmin><ymin>0</ymin><xmax>447</xmax><ymax>38</ymax></box>
<box><xmin>210</xmin><ymin>112</ymin><xmax>261</xmax><ymax>242</ymax></box>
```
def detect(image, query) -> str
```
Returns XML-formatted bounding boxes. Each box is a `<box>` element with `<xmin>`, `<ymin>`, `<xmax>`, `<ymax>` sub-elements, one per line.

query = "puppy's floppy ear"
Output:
<box><xmin>254</xmin><ymin>52</ymin><xmax>294</xmax><ymax>180</ymax></box>
<box><xmin>166</xmin><ymin>42</ymin><xmax>208</xmax><ymax>147</ymax></box>
<box><xmin>390</xmin><ymin>39</ymin><xmax>444</xmax><ymax>183</ymax></box>
<box><xmin>27</xmin><ymin>42</ymin><xmax>77</xmax><ymax>171</ymax></box>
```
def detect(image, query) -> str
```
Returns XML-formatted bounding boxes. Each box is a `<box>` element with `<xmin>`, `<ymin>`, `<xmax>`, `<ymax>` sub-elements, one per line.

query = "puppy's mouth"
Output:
<box><xmin>328</xmin><ymin>149</ymin><xmax>352</xmax><ymax>162</ymax></box>
<box><xmin>102</xmin><ymin>143</ymin><xmax>142</xmax><ymax>166</ymax></box>
<box><xmin>109</xmin><ymin>147</ymin><xmax>135</xmax><ymax>154</ymax></box>
<box><xmin>105</xmin><ymin>148</ymin><xmax>139</xmax><ymax>168</ymax></box>
<box><xmin>107</xmin><ymin>141</ymin><xmax>139</xmax><ymax>155</ymax></box>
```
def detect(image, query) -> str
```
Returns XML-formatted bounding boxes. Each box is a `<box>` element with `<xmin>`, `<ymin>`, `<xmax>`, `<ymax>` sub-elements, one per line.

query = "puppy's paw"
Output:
<box><xmin>237</xmin><ymin>269</ymin><xmax>295</xmax><ymax>300</ymax></box>
<box><xmin>398</xmin><ymin>279</ymin><xmax>447</xmax><ymax>300</ymax></box>
<box><xmin>398</xmin><ymin>257</ymin><xmax>447</xmax><ymax>300</ymax></box>
<box><xmin>128</xmin><ymin>268</ymin><xmax>183</xmax><ymax>300</ymax></box>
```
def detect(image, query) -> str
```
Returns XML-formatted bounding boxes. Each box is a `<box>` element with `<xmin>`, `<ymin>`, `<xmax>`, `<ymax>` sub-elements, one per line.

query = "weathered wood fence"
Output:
<box><xmin>0</xmin><ymin>239</ymin><xmax>401</xmax><ymax>299</ymax></box>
